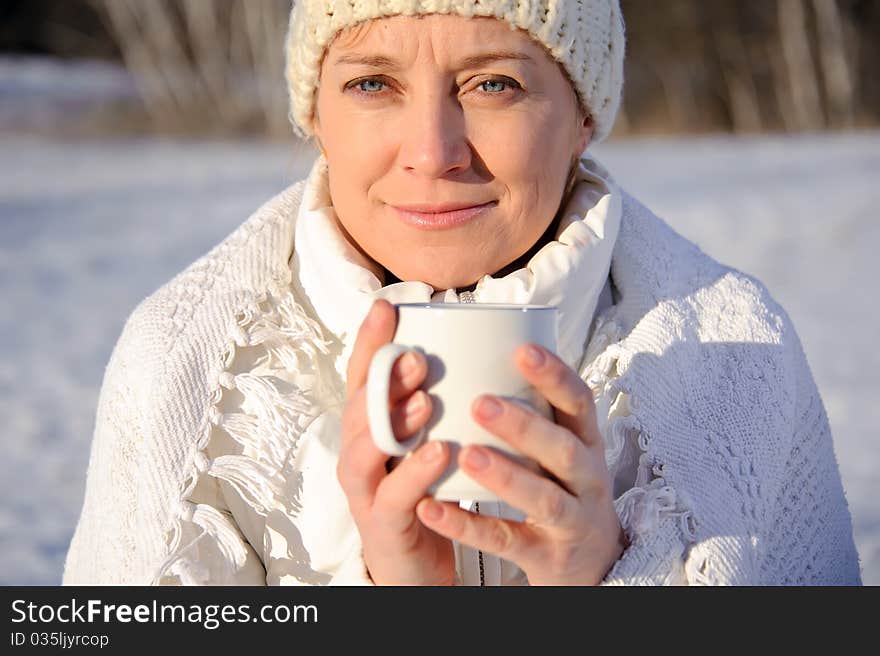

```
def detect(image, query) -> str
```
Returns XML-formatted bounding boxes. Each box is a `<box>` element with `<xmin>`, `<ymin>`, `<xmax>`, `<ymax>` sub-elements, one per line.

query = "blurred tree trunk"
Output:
<box><xmin>707</xmin><ymin>2</ymin><xmax>764</xmax><ymax>132</ymax></box>
<box><xmin>95</xmin><ymin>0</ymin><xmax>186</xmax><ymax>132</ymax></box>
<box><xmin>812</xmin><ymin>0</ymin><xmax>856</xmax><ymax>127</ymax></box>
<box><xmin>240</xmin><ymin>0</ymin><xmax>290</xmax><ymax>137</ymax></box>
<box><xmin>48</xmin><ymin>0</ymin><xmax>875</xmax><ymax>138</ymax></box>
<box><xmin>90</xmin><ymin>0</ymin><xmax>290</xmax><ymax>138</ymax></box>
<box><xmin>777</xmin><ymin>0</ymin><xmax>825</xmax><ymax>130</ymax></box>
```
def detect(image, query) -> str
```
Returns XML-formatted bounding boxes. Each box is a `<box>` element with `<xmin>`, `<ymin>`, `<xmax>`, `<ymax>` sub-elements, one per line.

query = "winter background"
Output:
<box><xmin>1</xmin><ymin>0</ymin><xmax>879</xmax><ymax>585</ymax></box>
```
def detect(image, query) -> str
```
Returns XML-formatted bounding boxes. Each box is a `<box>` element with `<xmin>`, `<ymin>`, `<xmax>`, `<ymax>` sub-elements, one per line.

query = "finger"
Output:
<box><xmin>457</xmin><ymin>444</ymin><xmax>582</xmax><ymax>532</ymax></box>
<box><xmin>372</xmin><ymin>441</ymin><xmax>451</xmax><ymax>533</ymax></box>
<box><xmin>338</xmin><ymin>391</ymin><xmax>433</xmax><ymax>512</ymax></box>
<box><xmin>471</xmin><ymin>394</ymin><xmax>594</xmax><ymax>496</ymax></box>
<box><xmin>416</xmin><ymin>499</ymin><xmax>540</xmax><ymax>567</ymax></box>
<box><xmin>389</xmin><ymin>390</ymin><xmax>433</xmax><ymax>443</ymax></box>
<box><xmin>345</xmin><ymin>299</ymin><xmax>397</xmax><ymax>400</ymax></box>
<box><xmin>340</xmin><ymin>353</ymin><xmax>429</xmax><ymax>447</ymax></box>
<box><xmin>514</xmin><ymin>344</ymin><xmax>603</xmax><ymax>449</ymax></box>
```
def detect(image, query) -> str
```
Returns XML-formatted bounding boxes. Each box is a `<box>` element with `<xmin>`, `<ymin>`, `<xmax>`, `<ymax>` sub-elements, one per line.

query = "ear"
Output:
<box><xmin>312</xmin><ymin>114</ymin><xmax>327</xmax><ymax>157</ymax></box>
<box><xmin>575</xmin><ymin>114</ymin><xmax>594</xmax><ymax>157</ymax></box>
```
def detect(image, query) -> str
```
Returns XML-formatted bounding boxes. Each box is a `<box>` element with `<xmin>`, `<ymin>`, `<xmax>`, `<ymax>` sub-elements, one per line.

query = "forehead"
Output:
<box><xmin>326</xmin><ymin>13</ymin><xmax>548</xmax><ymax>60</ymax></box>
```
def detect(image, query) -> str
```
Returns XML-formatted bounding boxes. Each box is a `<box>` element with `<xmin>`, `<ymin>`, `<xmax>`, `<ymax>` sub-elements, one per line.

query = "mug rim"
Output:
<box><xmin>395</xmin><ymin>303</ymin><xmax>557</xmax><ymax>311</ymax></box>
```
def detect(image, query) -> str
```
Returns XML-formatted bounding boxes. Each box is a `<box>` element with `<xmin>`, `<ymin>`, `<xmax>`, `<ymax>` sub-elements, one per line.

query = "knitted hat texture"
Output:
<box><xmin>284</xmin><ymin>0</ymin><xmax>625</xmax><ymax>143</ymax></box>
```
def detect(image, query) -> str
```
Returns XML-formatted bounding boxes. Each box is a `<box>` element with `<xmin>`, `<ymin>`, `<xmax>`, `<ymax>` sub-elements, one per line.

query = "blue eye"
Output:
<box><xmin>357</xmin><ymin>78</ymin><xmax>386</xmax><ymax>93</ymax></box>
<box><xmin>346</xmin><ymin>77</ymin><xmax>389</xmax><ymax>96</ymax></box>
<box><xmin>345</xmin><ymin>75</ymin><xmax>522</xmax><ymax>99</ymax></box>
<box><xmin>478</xmin><ymin>77</ymin><xmax>520</xmax><ymax>94</ymax></box>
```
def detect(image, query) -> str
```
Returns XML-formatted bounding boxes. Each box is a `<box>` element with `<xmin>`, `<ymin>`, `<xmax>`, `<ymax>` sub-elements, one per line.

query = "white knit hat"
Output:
<box><xmin>284</xmin><ymin>0</ymin><xmax>626</xmax><ymax>144</ymax></box>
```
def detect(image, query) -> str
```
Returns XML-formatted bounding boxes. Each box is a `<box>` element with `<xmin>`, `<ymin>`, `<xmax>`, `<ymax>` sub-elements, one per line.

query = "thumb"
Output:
<box><xmin>345</xmin><ymin>299</ymin><xmax>398</xmax><ymax>399</ymax></box>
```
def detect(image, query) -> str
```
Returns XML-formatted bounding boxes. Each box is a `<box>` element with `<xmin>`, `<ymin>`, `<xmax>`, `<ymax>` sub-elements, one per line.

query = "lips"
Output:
<box><xmin>393</xmin><ymin>201</ymin><xmax>494</xmax><ymax>213</ymax></box>
<box><xmin>390</xmin><ymin>200</ymin><xmax>497</xmax><ymax>230</ymax></box>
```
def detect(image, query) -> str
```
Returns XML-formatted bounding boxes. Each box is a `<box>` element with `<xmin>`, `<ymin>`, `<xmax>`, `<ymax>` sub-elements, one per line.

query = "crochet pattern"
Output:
<box><xmin>154</xmin><ymin>269</ymin><xmax>337</xmax><ymax>584</ymax></box>
<box><xmin>63</xmin><ymin>173</ymin><xmax>862</xmax><ymax>585</ymax></box>
<box><xmin>284</xmin><ymin>0</ymin><xmax>626</xmax><ymax>142</ymax></box>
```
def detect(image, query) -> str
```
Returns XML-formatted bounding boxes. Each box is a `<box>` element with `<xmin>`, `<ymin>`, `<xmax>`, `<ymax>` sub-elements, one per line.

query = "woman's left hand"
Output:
<box><xmin>415</xmin><ymin>343</ymin><xmax>628</xmax><ymax>585</ymax></box>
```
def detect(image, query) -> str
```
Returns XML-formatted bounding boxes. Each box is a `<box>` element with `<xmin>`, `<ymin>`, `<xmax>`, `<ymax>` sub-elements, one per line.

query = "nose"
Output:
<box><xmin>397</xmin><ymin>84</ymin><xmax>472</xmax><ymax>178</ymax></box>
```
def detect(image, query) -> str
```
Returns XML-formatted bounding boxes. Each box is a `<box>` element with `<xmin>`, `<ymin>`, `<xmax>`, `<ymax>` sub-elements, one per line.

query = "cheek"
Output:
<box><xmin>470</xmin><ymin>111</ymin><xmax>540</xmax><ymax>170</ymax></box>
<box><xmin>316</xmin><ymin>89</ymin><xmax>386</xmax><ymax>160</ymax></box>
<box><xmin>490</xmin><ymin>157</ymin><xmax>566</xmax><ymax>248</ymax></box>
<box><xmin>320</xmin><ymin>116</ymin><xmax>368</xmax><ymax>161</ymax></box>
<box><xmin>473</xmin><ymin>100</ymin><xmax>566</xmax><ymax>157</ymax></box>
<box><xmin>517</xmin><ymin>136</ymin><xmax>573</xmax><ymax>224</ymax></box>
<box><xmin>317</xmin><ymin>103</ymin><xmax>392</xmax><ymax>219</ymax></box>
<box><xmin>473</xmin><ymin>108</ymin><xmax>568</xmax><ymax>211</ymax></box>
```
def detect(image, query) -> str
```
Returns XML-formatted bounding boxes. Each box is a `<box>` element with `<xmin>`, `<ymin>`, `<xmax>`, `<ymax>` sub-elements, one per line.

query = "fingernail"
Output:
<box><xmin>419</xmin><ymin>441</ymin><xmax>443</xmax><ymax>462</ymax></box>
<box><xmin>401</xmin><ymin>351</ymin><xmax>420</xmax><ymax>379</ymax></box>
<box><xmin>369</xmin><ymin>300</ymin><xmax>393</xmax><ymax>327</ymax></box>
<box><xmin>406</xmin><ymin>391</ymin><xmax>426</xmax><ymax>418</ymax></box>
<box><xmin>366</xmin><ymin>301</ymin><xmax>381</xmax><ymax>326</ymax></box>
<box><xmin>464</xmin><ymin>446</ymin><xmax>490</xmax><ymax>470</ymax></box>
<box><xmin>524</xmin><ymin>344</ymin><xmax>545</xmax><ymax>368</ymax></box>
<box><xmin>476</xmin><ymin>396</ymin><xmax>502</xmax><ymax>420</ymax></box>
<box><xmin>421</xmin><ymin>499</ymin><xmax>443</xmax><ymax>521</ymax></box>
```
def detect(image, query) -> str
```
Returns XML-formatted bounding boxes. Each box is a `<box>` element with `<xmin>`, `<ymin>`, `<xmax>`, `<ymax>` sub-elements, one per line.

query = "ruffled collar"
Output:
<box><xmin>290</xmin><ymin>152</ymin><xmax>622</xmax><ymax>372</ymax></box>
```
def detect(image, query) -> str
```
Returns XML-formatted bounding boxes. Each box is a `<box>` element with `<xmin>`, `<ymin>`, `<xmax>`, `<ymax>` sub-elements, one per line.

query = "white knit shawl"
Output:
<box><xmin>62</xmin><ymin>154</ymin><xmax>862</xmax><ymax>585</ymax></box>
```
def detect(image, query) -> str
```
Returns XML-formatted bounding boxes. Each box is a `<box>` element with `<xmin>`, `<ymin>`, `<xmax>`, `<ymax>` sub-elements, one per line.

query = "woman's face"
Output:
<box><xmin>313</xmin><ymin>14</ymin><xmax>593</xmax><ymax>291</ymax></box>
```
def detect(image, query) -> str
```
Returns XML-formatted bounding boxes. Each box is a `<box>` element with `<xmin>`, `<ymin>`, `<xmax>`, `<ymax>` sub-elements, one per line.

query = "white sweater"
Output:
<box><xmin>63</xmin><ymin>154</ymin><xmax>862</xmax><ymax>586</ymax></box>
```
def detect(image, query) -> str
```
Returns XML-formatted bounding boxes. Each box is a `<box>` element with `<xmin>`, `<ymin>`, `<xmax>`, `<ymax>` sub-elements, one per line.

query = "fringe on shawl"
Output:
<box><xmin>153</xmin><ymin>281</ymin><xmax>705</xmax><ymax>584</ymax></box>
<box><xmin>580</xmin><ymin>306</ymin><xmax>702</xmax><ymax>581</ymax></box>
<box><xmin>151</xmin><ymin>268</ymin><xmax>336</xmax><ymax>585</ymax></box>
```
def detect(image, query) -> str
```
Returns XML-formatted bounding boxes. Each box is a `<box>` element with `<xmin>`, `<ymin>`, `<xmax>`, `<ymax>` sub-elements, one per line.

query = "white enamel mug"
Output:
<box><xmin>365</xmin><ymin>303</ymin><xmax>559</xmax><ymax>502</ymax></box>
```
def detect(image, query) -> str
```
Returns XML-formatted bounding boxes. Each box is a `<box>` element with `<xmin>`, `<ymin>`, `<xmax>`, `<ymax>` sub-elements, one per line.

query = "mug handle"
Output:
<box><xmin>366</xmin><ymin>343</ymin><xmax>428</xmax><ymax>457</ymax></box>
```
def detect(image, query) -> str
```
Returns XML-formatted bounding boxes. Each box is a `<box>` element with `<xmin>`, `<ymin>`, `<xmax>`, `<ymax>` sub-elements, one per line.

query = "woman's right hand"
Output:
<box><xmin>337</xmin><ymin>299</ymin><xmax>457</xmax><ymax>585</ymax></box>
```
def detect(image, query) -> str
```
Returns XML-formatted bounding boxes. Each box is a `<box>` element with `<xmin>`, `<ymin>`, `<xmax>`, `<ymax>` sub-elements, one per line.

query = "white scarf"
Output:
<box><xmin>291</xmin><ymin>152</ymin><xmax>622</xmax><ymax>373</ymax></box>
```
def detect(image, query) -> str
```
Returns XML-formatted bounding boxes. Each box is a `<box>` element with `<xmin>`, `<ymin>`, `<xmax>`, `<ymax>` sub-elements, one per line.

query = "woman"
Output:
<box><xmin>63</xmin><ymin>0</ymin><xmax>861</xmax><ymax>585</ymax></box>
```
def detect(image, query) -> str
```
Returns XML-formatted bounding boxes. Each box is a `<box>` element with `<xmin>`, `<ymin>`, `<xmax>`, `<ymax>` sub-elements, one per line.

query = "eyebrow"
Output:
<box><xmin>331</xmin><ymin>51</ymin><xmax>534</xmax><ymax>69</ymax></box>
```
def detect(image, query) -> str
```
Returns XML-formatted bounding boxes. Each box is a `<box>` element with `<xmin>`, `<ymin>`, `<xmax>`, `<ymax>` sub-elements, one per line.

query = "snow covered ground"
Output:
<box><xmin>1</xmin><ymin>131</ymin><xmax>877</xmax><ymax>585</ymax></box>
